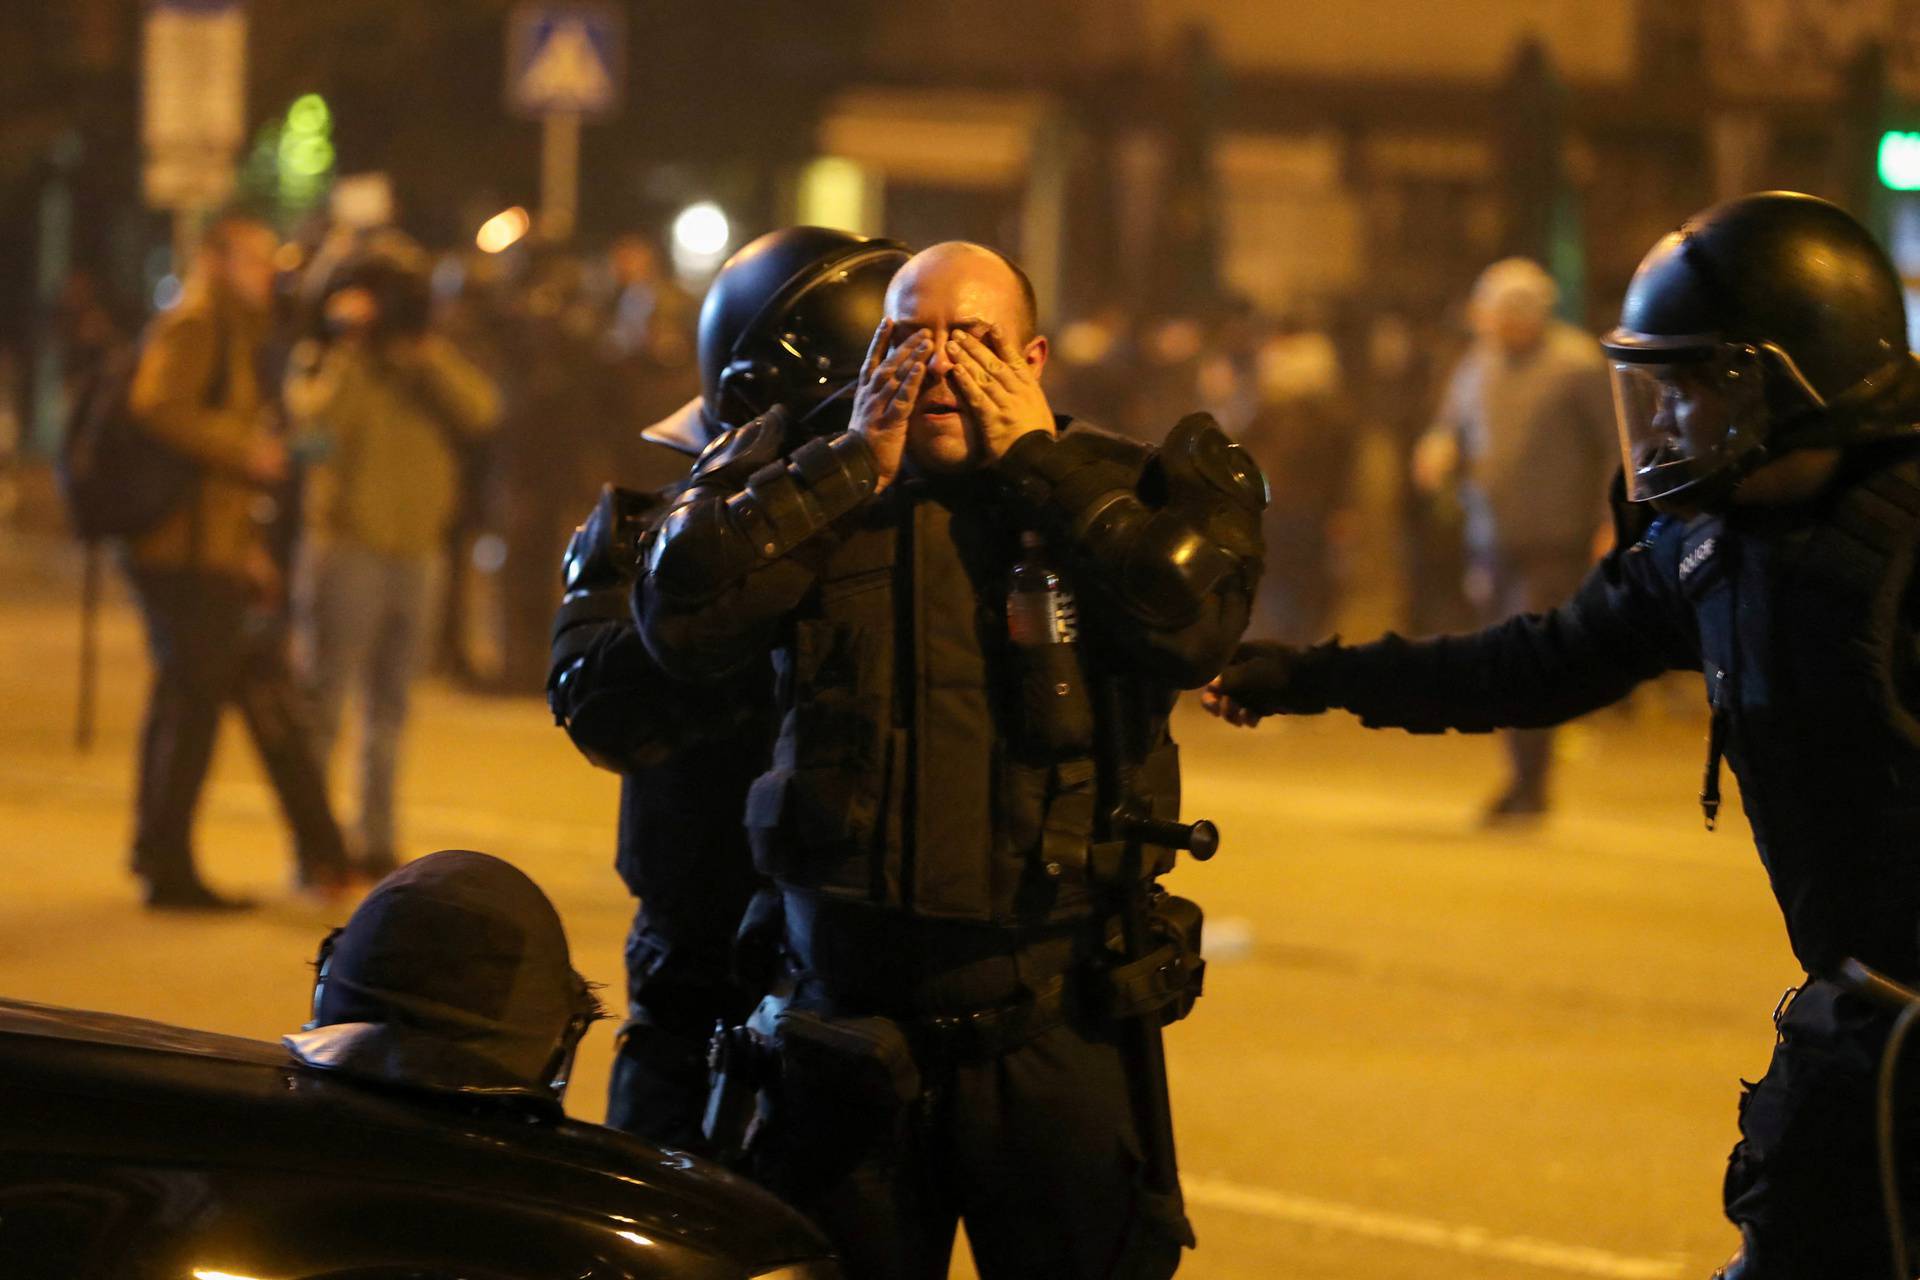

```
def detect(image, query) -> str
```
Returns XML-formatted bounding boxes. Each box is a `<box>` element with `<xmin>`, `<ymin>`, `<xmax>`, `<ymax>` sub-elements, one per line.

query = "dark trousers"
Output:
<box><xmin>1477</xmin><ymin>549</ymin><xmax>1592</xmax><ymax>805</ymax></box>
<box><xmin>605</xmin><ymin>765</ymin><xmax>764</xmax><ymax>1145</ymax></box>
<box><xmin>758</xmin><ymin>908</ymin><xmax>1185</xmax><ymax>1280</ymax></box>
<box><xmin>128</xmin><ymin>566</ymin><xmax>346</xmax><ymax>891</ymax></box>
<box><xmin>1724</xmin><ymin>980</ymin><xmax>1920</xmax><ymax>1278</ymax></box>
<box><xmin>606</xmin><ymin>891</ymin><xmax>758</xmax><ymax>1146</ymax></box>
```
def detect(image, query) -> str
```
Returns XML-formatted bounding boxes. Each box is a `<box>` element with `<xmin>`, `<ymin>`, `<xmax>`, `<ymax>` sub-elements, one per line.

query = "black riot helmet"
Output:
<box><xmin>284</xmin><ymin>850</ymin><xmax>601</xmax><ymax>1113</ymax></box>
<box><xmin>1603</xmin><ymin>191</ymin><xmax>1920</xmax><ymax>504</ymax></box>
<box><xmin>679</xmin><ymin>226</ymin><xmax>908</xmax><ymax>444</ymax></box>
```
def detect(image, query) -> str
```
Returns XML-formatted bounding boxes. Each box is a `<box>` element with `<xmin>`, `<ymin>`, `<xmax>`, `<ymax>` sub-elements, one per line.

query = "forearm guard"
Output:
<box><xmin>998</xmin><ymin>414</ymin><xmax>1266</xmax><ymax>630</ymax></box>
<box><xmin>645</xmin><ymin>419</ymin><xmax>879</xmax><ymax>605</ymax></box>
<box><xmin>550</xmin><ymin>484</ymin><xmax>700</xmax><ymax>772</ymax></box>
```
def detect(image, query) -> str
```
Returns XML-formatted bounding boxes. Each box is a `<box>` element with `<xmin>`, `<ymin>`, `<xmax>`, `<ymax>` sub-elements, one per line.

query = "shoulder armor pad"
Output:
<box><xmin>645</xmin><ymin>496</ymin><xmax>758</xmax><ymax>602</ymax></box>
<box><xmin>690</xmin><ymin>404</ymin><xmax>794</xmax><ymax>488</ymax></box>
<box><xmin>1055</xmin><ymin>418</ymin><xmax>1154</xmax><ymax>470</ymax></box>
<box><xmin>562</xmin><ymin>484</ymin><xmax>664</xmax><ymax>592</ymax></box>
<box><xmin>1155</xmin><ymin>412</ymin><xmax>1269</xmax><ymax>512</ymax></box>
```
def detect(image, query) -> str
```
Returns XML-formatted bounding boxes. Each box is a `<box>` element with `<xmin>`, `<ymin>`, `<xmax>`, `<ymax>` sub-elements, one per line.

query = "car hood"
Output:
<box><xmin>0</xmin><ymin>996</ymin><xmax>826</xmax><ymax>1269</ymax></box>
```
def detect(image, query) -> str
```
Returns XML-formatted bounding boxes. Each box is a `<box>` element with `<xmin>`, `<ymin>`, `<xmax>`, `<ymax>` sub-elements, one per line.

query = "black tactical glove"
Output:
<box><xmin>1210</xmin><ymin>641</ymin><xmax>1335</xmax><ymax>718</ymax></box>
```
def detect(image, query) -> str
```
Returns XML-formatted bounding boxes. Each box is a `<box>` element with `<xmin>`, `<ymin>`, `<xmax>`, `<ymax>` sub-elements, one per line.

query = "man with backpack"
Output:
<box><xmin>120</xmin><ymin>211</ymin><xmax>351</xmax><ymax>910</ymax></box>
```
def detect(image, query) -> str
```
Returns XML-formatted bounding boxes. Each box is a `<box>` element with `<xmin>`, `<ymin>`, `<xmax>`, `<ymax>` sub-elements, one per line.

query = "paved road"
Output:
<box><xmin>0</xmin><ymin>535</ymin><xmax>1793</xmax><ymax>1278</ymax></box>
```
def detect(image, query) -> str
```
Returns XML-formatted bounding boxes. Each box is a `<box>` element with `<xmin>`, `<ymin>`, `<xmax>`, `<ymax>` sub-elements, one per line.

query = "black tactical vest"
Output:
<box><xmin>743</xmin><ymin>469</ymin><xmax>1181</xmax><ymax>927</ymax></box>
<box><xmin>1675</xmin><ymin>452</ymin><xmax>1920</xmax><ymax>977</ymax></box>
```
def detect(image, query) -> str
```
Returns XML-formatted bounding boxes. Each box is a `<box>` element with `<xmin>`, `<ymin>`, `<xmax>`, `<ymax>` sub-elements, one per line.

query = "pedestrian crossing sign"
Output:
<box><xmin>507</xmin><ymin>3</ymin><xmax>624</xmax><ymax>119</ymax></box>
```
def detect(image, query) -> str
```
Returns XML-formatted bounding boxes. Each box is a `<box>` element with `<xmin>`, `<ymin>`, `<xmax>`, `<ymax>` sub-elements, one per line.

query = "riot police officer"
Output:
<box><xmin>635</xmin><ymin>241</ymin><xmax>1265</xmax><ymax>1278</ymax></box>
<box><xmin>548</xmin><ymin>228</ymin><xmax>909</xmax><ymax>1144</ymax></box>
<box><xmin>1206</xmin><ymin>191</ymin><xmax>1920</xmax><ymax>1279</ymax></box>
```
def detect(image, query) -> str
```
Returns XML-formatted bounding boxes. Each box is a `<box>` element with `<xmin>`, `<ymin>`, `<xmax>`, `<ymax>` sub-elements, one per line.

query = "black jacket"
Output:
<box><xmin>635</xmin><ymin>414</ymin><xmax>1265</xmax><ymax>927</ymax></box>
<box><xmin>1286</xmin><ymin>447</ymin><xmax>1920</xmax><ymax>979</ymax></box>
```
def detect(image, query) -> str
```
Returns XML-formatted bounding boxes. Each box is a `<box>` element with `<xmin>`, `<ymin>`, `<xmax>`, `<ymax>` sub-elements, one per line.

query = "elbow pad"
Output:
<box><xmin>646</xmin><ymin>427</ymin><xmax>878</xmax><ymax>603</ymax></box>
<box><xmin>561</xmin><ymin>484</ymin><xmax>661</xmax><ymax>597</ymax></box>
<box><xmin>1082</xmin><ymin>502</ymin><xmax>1241</xmax><ymax>629</ymax></box>
<box><xmin>550</xmin><ymin>483</ymin><xmax>664</xmax><ymax>696</ymax></box>
<box><xmin>1000</xmin><ymin>414</ymin><xmax>1266</xmax><ymax>628</ymax></box>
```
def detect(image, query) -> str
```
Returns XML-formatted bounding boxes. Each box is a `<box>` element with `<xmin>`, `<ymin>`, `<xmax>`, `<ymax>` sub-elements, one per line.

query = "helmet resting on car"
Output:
<box><xmin>285</xmin><ymin>850</ymin><xmax>600</xmax><ymax>1111</ymax></box>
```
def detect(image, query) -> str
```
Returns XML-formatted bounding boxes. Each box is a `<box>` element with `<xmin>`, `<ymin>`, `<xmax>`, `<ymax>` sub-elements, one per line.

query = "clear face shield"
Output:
<box><xmin>1607</xmin><ymin>344</ymin><xmax>1776</xmax><ymax>503</ymax></box>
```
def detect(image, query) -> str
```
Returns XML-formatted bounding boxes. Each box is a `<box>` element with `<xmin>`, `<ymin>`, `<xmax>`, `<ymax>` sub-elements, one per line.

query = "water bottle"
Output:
<box><xmin>1007</xmin><ymin>531</ymin><xmax>1079</xmax><ymax>648</ymax></box>
<box><xmin>1007</xmin><ymin>531</ymin><xmax>1092</xmax><ymax>768</ymax></box>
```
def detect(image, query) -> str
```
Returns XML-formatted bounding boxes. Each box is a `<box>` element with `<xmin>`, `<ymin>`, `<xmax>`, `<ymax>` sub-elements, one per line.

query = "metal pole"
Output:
<box><xmin>541</xmin><ymin>111</ymin><xmax>581</xmax><ymax>242</ymax></box>
<box><xmin>76</xmin><ymin>542</ymin><xmax>99</xmax><ymax>753</ymax></box>
<box><xmin>31</xmin><ymin>148</ymin><xmax>75</xmax><ymax>455</ymax></box>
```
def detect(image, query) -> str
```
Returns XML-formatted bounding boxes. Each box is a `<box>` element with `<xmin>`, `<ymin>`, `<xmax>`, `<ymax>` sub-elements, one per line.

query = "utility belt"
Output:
<box><xmin>703</xmin><ymin>892</ymin><xmax>1205</xmax><ymax>1164</ymax></box>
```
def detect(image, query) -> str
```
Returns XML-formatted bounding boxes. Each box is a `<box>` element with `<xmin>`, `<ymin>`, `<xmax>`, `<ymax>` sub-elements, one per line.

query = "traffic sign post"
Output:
<box><xmin>541</xmin><ymin>113</ymin><xmax>583</xmax><ymax>243</ymax></box>
<box><xmin>142</xmin><ymin>0</ymin><xmax>248</xmax><ymax>260</ymax></box>
<box><xmin>507</xmin><ymin>3</ymin><xmax>624</xmax><ymax>242</ymax></box>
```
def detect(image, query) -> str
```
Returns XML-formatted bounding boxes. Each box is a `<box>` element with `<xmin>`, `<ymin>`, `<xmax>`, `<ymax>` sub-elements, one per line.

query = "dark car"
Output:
<box><xmin>0</xmin><ymin>997</ymin><xmax>835</xmax><ymax>1280</ymax></box>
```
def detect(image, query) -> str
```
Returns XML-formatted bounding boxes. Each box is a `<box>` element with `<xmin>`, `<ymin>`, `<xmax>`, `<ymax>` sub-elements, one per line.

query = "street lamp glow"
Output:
<box><xmin>287</xmin><ymin>93</ymin><xmax>330</xmax><ymax>136</ymax></box>
<box><xmin>281</xmin><ymin>136</ymin><xmax>334</xmax><ymax>177</ymax></box>
<box><xmin>1881</xmin><ymin>131</ymin><xmax>1920</xmax><ymax>191</ymax></box>
<box><xmin>672</xmin><ymin>202</ymin><xmax>730</xmax><ymax>258</ymax></box>
<box><xmin>476</xmin><ymin>206</ymin><xmax>531</xmax><ymax>254</ymax></box>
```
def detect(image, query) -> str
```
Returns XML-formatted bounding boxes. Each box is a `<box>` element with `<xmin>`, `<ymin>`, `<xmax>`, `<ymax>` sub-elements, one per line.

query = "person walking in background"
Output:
<box><xmin>124</xmin><ymin>211</ymin><xmax>350</xmax><ymax>910</ymax></box>
<box><xmin>1412</xmin><ymin>258</ymin><xmax>1614</xmax><ymax>824</ymax></box>
<box><xmin>285</xmin><ymin>234</ymin><xmax>501</xmax><ymax>878</ymax></box>
<box><xmin>1223</xmin><ymin>313</ymin><xmax>1357</xmax><ymax>643</ymax></box>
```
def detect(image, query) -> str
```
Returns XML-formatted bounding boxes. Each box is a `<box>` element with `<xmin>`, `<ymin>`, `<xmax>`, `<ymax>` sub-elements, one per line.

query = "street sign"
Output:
<box><xmin>507</xmin><ymin>3</ymin><xmax>625</xmax><ymax>119</ymax></box>
<box><xmin>141</xmin><ymin>0</ymin><xmax>247</xmax><ymax>209</ymax></box>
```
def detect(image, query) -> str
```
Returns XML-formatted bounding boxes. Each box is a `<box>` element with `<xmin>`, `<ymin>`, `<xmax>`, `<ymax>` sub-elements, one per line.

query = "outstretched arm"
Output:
<box><xmin>1208</xmin><ymin>534</ymin><xmax>1697</xmax><ymax>732</ymax></box>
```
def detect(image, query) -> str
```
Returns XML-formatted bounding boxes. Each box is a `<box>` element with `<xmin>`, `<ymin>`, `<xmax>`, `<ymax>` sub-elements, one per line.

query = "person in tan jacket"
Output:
<box><xmin>124</xmin><ymin>212</ymin><xmax>350</xmax><ymax>910</ymax></box>
<box><xmin>286</xmin><ymin>241</ymin><xmax>501</xmax><ymax>874</ymax></box>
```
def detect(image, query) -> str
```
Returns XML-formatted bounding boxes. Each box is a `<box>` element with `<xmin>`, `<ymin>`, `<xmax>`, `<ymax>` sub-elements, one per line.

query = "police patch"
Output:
<box><xmin>1680</xmin><ymin>535</ymin><xmax>1718</xmax><ymax>582</ymax></box>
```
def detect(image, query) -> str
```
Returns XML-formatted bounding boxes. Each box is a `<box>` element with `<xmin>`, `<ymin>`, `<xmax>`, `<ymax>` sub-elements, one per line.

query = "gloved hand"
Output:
<box><xmin>1201</xmin><ymin>641</ymin><xmax>1331</xmax><ymax>725</ymax></box>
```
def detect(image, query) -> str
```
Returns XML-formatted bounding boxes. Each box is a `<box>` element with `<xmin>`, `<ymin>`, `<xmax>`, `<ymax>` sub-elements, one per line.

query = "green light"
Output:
<box><xmin>282</xmin><ymin>136</ymin><xmax>334</xmax><ymax>177</ymax></box>
<box><xmin>1880</xmin><ymin>131</ymin><xmax>1920</xmax><ymax>190</ymax></box>
<box><xmin>286</xmin><ymin>93</ymin><xmax>330</xmax><ymax>136</ymax></box>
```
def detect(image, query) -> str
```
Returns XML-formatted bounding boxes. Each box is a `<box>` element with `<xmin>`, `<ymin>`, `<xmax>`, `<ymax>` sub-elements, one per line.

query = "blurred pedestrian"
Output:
<box><xmin>1223</xmin><ymin>315</ymin><xmax>1357</xmax><ymax>642</ymax></box>
<box><xmin>427</xmin><ymin>249</ymin><xmax>515</xmax><ymax>685</ymax></box>
<box><xmin>1368</xmin><ymin>307</ymin><xmax>1474</xmax><ymax>635</ymax></box>
<box><xmin>1047</xmin><ymin>300</ymin><xmax>1138</xmax><ymax>434</ymax></box>
<box><xmin>1411</xmin><ymin>258</ymin><xmax>1614</xmax><ymax>823</ymax></box>
<box><xmin>124</xmin><ymin>211</ymin><xmax>350</xmax><ymax>910</ymax></box>
<box><xmin>598</xmin><ymin>232</ymin><xmax>699</xmax><ymax>487</ymax></box>
<box><xmin>286</xmin><ymin>234</ymin><xmax>501</xmax><ymax>877</ymax></box>
<box><xmin>494</xmin><ymin>249</ymin><xmax>614</xmax><ymax>693</ymax></box>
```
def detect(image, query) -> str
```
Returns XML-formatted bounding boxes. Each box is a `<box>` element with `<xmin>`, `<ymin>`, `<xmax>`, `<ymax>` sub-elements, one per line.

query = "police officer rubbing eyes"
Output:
<box><xmin>633</xmin><ymin>239</ymin><xmax>1266</xmax><ymax>1279</ymax></box>
<box><xmin>853</xmin><ymin>242</ymin><xmax>1055</xmax><ymax>486</ymax></box>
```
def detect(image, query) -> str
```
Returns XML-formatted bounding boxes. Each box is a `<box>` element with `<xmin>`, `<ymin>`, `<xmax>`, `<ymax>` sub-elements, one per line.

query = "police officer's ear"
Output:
<box><xmin>987</xmin><ymin>321</ymin><xmax>1048</xmax><ymax>383</ymax></box>
<box><xmin>1021</xmin><ymin>333</ymin><xmax>1049</xmax><ymax>382</ymax></box>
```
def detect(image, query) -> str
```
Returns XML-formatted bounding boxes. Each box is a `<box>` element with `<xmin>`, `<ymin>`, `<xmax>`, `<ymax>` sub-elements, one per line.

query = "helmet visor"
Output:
<box><xmin>1609</xmin><ymin>345</ymin><xmax>1772</xmax><ymax>502</ymax></box>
